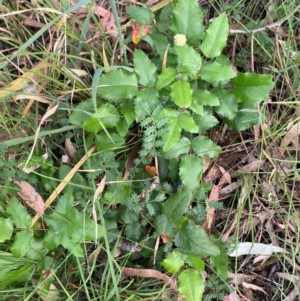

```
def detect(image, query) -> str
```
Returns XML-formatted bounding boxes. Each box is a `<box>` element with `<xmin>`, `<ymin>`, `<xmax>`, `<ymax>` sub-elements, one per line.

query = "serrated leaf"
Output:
<box><xmin>0</xmin><ymin>218</ymin><xmax>13</xmax><ymax>242</ymax></box>
<box><xmin>69</xmin><ymin>98</ymin><xmax>94</xmax><ymax>126</ymax></box>
<box><xmin>171</xmin><ymin>81</ymin><xmax>192</xmax><ymax>108</ymax></box>
<box><xmin>120</xmin><ymin>102</ymin><xmax>135</xmax><ymax>126</ymax></box>
<box><xmin>178</xmin><ymin>112</ymin><xmax>198</xmax><ymax>133</ymax></box>
<box><xmin>125</xmin><ymin>222</ymin><xmax>142</xmax><ymax>241</ymax></box>
<box><xmin>97</xmin><ymin>69</ymin><xmax>138</xmax><ymax>101</ymax></box>
<box><xmin>170</xmin><ymin>0</ymin><xmax>204</xmax><ymax>45</ymax></box>
<box><xmin>95</xmin><ymin>132</ymin><xmax>125</xmax><ymax>151</ymax></box>
<box><xmin>162</xmin><ymin>115</ymin><xmax>181</xmax><ymax>152</ymax></box>
<box><xmin>175</xmin><ymin>45</ymin><xmax>202</xmax><ymax>75</ymax></box>
<box><xmin>212</xmin><ymin>88</ymin><xmax>238</xmax><ymax>119</ymax></box>
<box><xmin>185</xmin><ymin>255</ymin><xmax>205</xmax><ymax>271</ymax></box>
<box><xmin>83</xmin><ymin>103</ymin><xmax>120</xmax><ymax>133</ymax></box>
<box><xmin>179</xmin><ymin>155</ymin><xmax>203</xmax><ymax>190</ymax></box>
<box><xmin>6</xmin><ymin>198</ymin><xmax>31</xmax><ymax>228</ymax></box>
<box><xmin>126</xmin><ymin>5</ymin><xmax>154</xmax><ymax>24</ymax></box>
<box><xmin>200</xmin><ymin>61</ymin><xmax>236</xmax><ymax>82</ymax></box>
<box><xmin>162</xmin><ymin>187</ymin><xmax>192</xmax><ymax>223</ymax></box>
<box><xmin>156</xmin><ymin>68</ymin><xmax>176</xmax><ymax>91</ymax></box>
<box><xmin>175</xmin><ymin>220</ymin><xmax>220</xmax><ymax>256</ymax></box>
<box><xmin>192</xmin><ymin>136</ymin><xmax>221</xmax><ymax>158</ymax></box>
<box><xmin>200</xmin><ymin>12</ymin><xmax>229</xmax><ymax>58</ymax></box>
<box><xmin>224</xmin><ymin>103</ymin><xmax>260</xmax><ymax>131</ymax></box>
<box><xmin>134</xmin><ymin>88</ymin><xmax>159</xmax><ymax>122</ymax></box>
<box><xmin>193</xmin><ymin>113</ymin><xmax>219</xmax><ymax>132</ymax></box>
<box><xmin>133</xmin><ymin>49</ymin><xmax>157</xmax><ymax>86</ymax></box>
<box><xmin>178</xmin><ymin>269</ymin><xmax>205</xmax><ymax>301</ymax></box>
<box><xmin>232</xmin><ymin>73</ymin><xmax>274</xmax><ymax>103</ymax></box>
<box><xmin>162</xmin><ymin>250</ymin><xmax>184</xmax><ymax>273</ymax></box>
<box><xmin>154</xmin><ymin>214</ymin><xmax>176</xmax><ymax>238</ymax></box>
<box><xmin>163</xmin><ymin>137</ymin><xmax>191</xmax><ymax>158</ymax></box>
<box><xmin>11</xmin><ymin>230</ymin><xmax>33</xmax><ymax>258</ymax></box>
<box><xmin>193</xmin><ymin>89</ymin><xmax>220</xmax><ymax>107</ymax></box>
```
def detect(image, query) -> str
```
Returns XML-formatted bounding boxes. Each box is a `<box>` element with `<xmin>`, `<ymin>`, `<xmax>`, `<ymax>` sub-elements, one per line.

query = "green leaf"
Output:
<box><xmin>95</xmin><ymin>132</ymin><xmax>125</xmax><ymax>151</ymax></box>
<box><xmin>160</xmin><ymin>109</ymin><xmax>182</xmax><ymax>151</ymax></box>
<box><xmin>156</xmin><ymin>68</ymin><xmax>176</xmax><ymax>91</ymax></box>
<box><xmin>232</xmin><ymin>73</ymin><xmax>274</xmax><ymax>103</ymax></box>
<box><xmin>200</xmin><ymin>12</ymin><xmax>229</xmax><ymax>58</ymax></box>
<box><xmin>83</xmin><ymin>103</ymin><xmax>120</xmax><ymax>133</ymax></box>
<box><xmin>178</xmin><ymin>269</ymin><xmax>205</xmax><ymax>301</ymax></box>
<box><xmin>193</xmin><ymin>112</ymin><xmax>219</xmax><ymax>132</ymax></box>
<box><xmin>170</xmin><ymin>81</ymin><xmax>192</xmax><ymax>108</ymax></box>
<box><xmin>148</xmin><ymin>33</ymin><xmax>169</xmax><ymax>60</ymax></box>
<box><xmin>185</xmin><ymin>255</ymin><xmax>205</xmax><ymax>271</ymax></box>
<box><xmin>192</xmin><ymin>89</ymin><xmax>220</xmax><ymax>106</ymax></box>
<box><xmin>170</xmin><ymin>0</ymin><xmax>204</xmax><ymax>45</ymax></box>
<box><xmin>162</xmin><ymin>250</ymin><xmax>184</xmax><ymax>273</ymax></box>
<box><xmin>192</xmin><ymin>136</ymin><xmax>221</xmax><ymax>158</ymax></box>
<box><xmin>179</xmin><ymin>155</ymin><xmax>204</xmax><ymax>190</ymax></box>
<box><xmin>175</xmin><ymin>220</ymin><xmax>220</xmax><ymax>256</ymax></box>
<box><xmin>163</xmin><ymin>137</ymin><xmax>191</xmax><ymax>158</ymax></box>
<box><xmin>6</xmin><ymin>197</ymin><xmax>32</xmax><ymax>228</ymax></box>
<box><xmin>11</xmin><ymin>230</ymin><xmax>33</xmax><ymax>258</ymax></box>
<box><xmin>125</xmin><ymin>222</ymin><xmax>141</xmax><ymax>241</ymax></box>
<box><xmin>104</xmin><ymin>185</ymin><xmax>131</xmax><ymax>206</ymax></box>
<box><xmin>133</xmin><ymin>49</ymin><xmax>157</xmax><ymax>86</ymax></box>
<box><xmin>120</xmin><ymin>102</ymin><xmax>135</xmax><ymax>126</ymax></box>
<box><xmin>175</xmin><ymin>45</ymin><xmax>202</xmax><ymax>75</ymax></box>
<box><xmin>224</xmin><ymin>103</ymin><xmax>260</xmax><ymax>131</ymax></box>
<box><xmin>178</xmin><ymin>112</ymin><xmax>198</xmax><ymax>133</ymax></box>
<box><xmin>126</xmin><ymin>5</ymin><xmax>154</xmax><ymax>24</ymax></box>
<box><xmin>69</xmin><ymin>98</ymin><xmax>95</xmax><ymax>126</ymax></box>
<box><xmin>154</xmin><ymin>214</ymin><xmax>176</xmax><ymax>238</ymax></box>
<box><xmin>162</xmin><ymin>187</ymin><xmax>192</xmax><ymax>223</ymax></box>
<box><xmin>210</xmin><ymin>239</ymin><xmax>228</xmax><ymax>279</ymax></box>
<box><xmin>0</xmin><ymin>218</ymin><xmax>13</xmax><ymax>242</ymax></box>
<box><xmin>0</xmin><ymin>263</ymin><xmax>34</xmax><ymax>289</ymax></box>
<box><xmin>26</xmin><ymin>238</ymin><xmax>49</xmax><ymax>260</ymax></box>
<box><xmin>200</xmin><ymin>61</ymin><xmax>236</xmax><ymax>82</ymax></box>
<box><xmin>134</xmin><ymin>88</ymin><xmax>159</xmax><ymax>122</ymax></box>
<box><xmin>44</xmin><ymin>190</ymin><xmax>104</xmax><ymax>257</ymax></box>
<box><xmin>212</xmin><ymin>88</ymin><xmax>238</xmax><ymax>119</ymax></box>
<box><xmin>97</xmin><ymin>69</ymin><xmax>138</xmax><ymax>101</ymax></box>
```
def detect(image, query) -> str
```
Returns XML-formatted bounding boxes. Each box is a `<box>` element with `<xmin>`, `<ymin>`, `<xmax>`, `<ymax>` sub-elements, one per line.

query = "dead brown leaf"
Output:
<box><xmin>14</xmin><ymin>180</ymin><xmax>45</xmax><ymax>216</ymax></box>
<box><xmin>122</xmin><ymin>267</ymin><xmax>177</xmax><ymax>291</ymax></box>
<box><xmin>123</xmin><ymin>144</ymin><xmax>141</xmax><ymax>181</ymax></box>
<box><xmin>242</xmin><ymin>282</ymin><xmax>268</xmax><ymax>296</ymax></box>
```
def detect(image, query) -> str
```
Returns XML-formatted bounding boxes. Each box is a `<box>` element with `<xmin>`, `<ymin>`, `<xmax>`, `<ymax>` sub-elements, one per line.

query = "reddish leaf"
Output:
<box><xmin>145</xmin><ymin>165</ymin><xmax>158</xmax><ymax>176</ymax></box>
<box><xmin>131</xmin><ymin>23</ymin><xmax>151</xmax><ymax>44</ymax></box>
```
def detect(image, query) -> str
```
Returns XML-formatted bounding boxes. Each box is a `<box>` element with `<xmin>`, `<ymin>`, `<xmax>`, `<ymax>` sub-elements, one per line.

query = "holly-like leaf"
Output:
<box><xmin>163</xmin><ymin>137</ymin><xmax>191</xmax><ymax>158</ymax></box>
<box><xmin>154</xmin><ymin>214</ymin><xmax>176</xmax><ymax>239</ymax></box>
<box><xmin>170</xmin><ymin>0</ymin><xmax>204</xmax><ymax>45</ymax></box>
<box><xmin>159</xmin><ymin>109</ymin><xmax>182</xmax><ymax>151</ymax></box>
<box><xmin>97</xmin><ymin>69</ymin><xmax>138</xmax><ymax>101</ymax></box>
<box><xmin>162</xmin><ymin>187</ymin><xmax>192</xmax><ymax>223</ymax></box>
<box><xmin>125</xmin><ymin>222</ymin><xmax>142</xmax><ymax>241</ymax></box>
<box><xmin>179</xmin><ymin>155</ymin><xmax>203</xmax><ymax>190</ymax></box>
<box><xmin>178</xmin><ymin>112</ymin><xmax>198</xmax><ymax>133</ymax></box>
<box><xmin>185</xmin><ymin>255</ymin><xmax>205</xmax><ymax>271</ymax></box>
<box><xmin>170</xmin><ymin>81</ymin><xmax>192</xmax><ymax>108</ymax></box>
<box><xmin>133</xmin><ymin>49</ymin><xmax>157</xmax><ymax>86</ymax></box>
<box><xmin>212</xmin><ymin>88</ymin><xmax>238</xmax><ymax>119</ymax></box>
<box><xmin>192</xmin><ymin>136</ymin><xmax>221</xmax><ymax>158</ymax></box>
<box><xmin>193</xmin><ymin>113</ymin><xmax>219</xmax><ymax>132</ymax></box>
<box><xmin>162</xmin><ymin>250</ymin><xmax>184</xmax><ymax>273</ymax></box>
<box><xmin>192</xmin><ymin>89</ymin><xmax>220</xmax><ymax>107</ymax></box>
<box><xmin>126</xmin><ymin>5</ymin><xmax>155</xmax><ymax>24</ymax></box>
<box><xmin>200</xmin><ymin>12</ymin><xmax>229</xmax><ymax>58</ymax></box>
<box><xmin>232</xmin><ymin>73</ymin><xmax>274</xmax><ymax>103</ymax></box>
<box><xmin>156</xmin><ymin>68</ymin><xmax>176</xmax><ymax>91</ymax></box>
<box><xmin>11</xmin><ymin>230</ymin><xmax>33</xmax><ymax>258</ymax></box>
<box><xmin>83</xmin><ymin>103</ymin><xmax>120</xmax><ymax>133</ymax></box>
<box><xmin>0</xmin><ymin>218</ymin><xmax>13</xmax><ymax>242</ymax></box>
<box><xmin>224</xmin><ymin>103</ymin><xmax>261</xmax><ymax>131</ymax></box>
<box><xmin>6</xmin><ymin>197</ymin><xmax>31</xmax><ymax>228</ymax></box>
<box><xmin>178</xmin><ymin>269</ymin><xmax>205</xmax><ymax>301</ymax></box>
<box><xmin>210</xmin><ymin>239</ymin><xmax>228</xmax><ymax>279</ymax></box>
<box><xmin>175</xmin><ymin>220</ymin><xmax>220</xmax><ymax>256</ymax></box>
<box><xmin>200</xmin><ymin>61</ymin><xmax>236</xmax><ymax>82</ymax></box>
<box><xmin>175</xmin><ymin>45</ymin><xmax>202</xmax><ymax>75</ymax></box>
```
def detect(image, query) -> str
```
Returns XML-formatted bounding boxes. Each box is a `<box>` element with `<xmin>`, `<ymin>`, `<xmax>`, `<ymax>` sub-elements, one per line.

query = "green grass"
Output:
<box><xmin>0</xmin><ymin>0</ymin><xmax>300</xmax><ymax>300</ymax></box>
